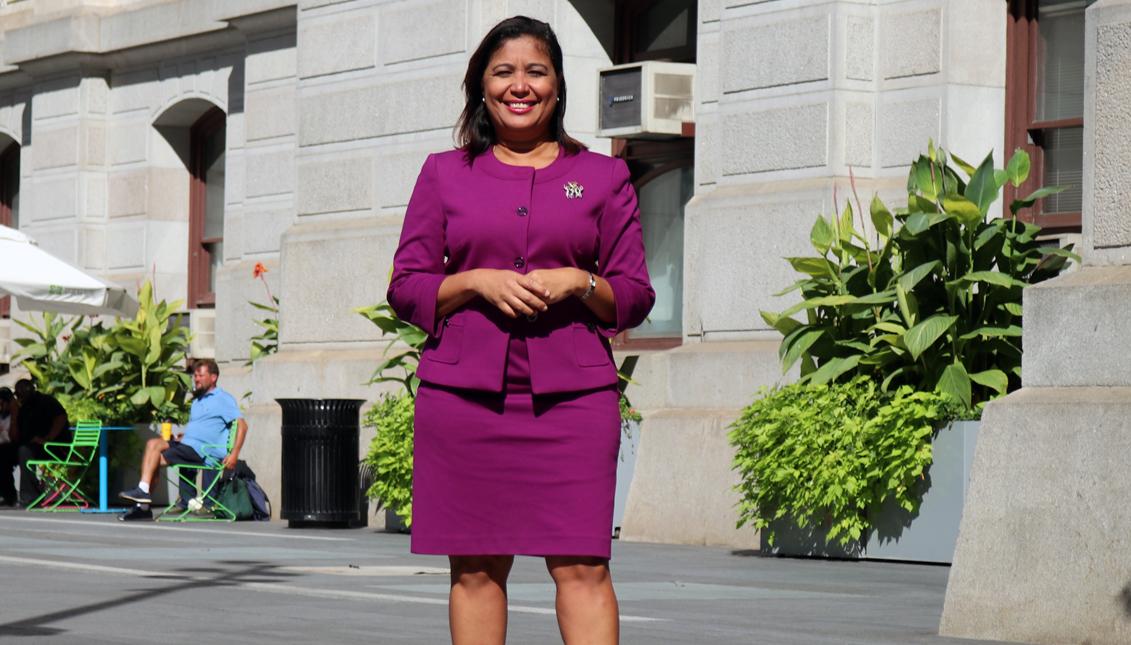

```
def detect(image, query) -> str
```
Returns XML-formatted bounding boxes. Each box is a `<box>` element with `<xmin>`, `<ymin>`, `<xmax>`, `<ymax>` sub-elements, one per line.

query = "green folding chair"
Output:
<box><xmin>25</xmin><ymin>420</ymin><xmax>102</xmax><ymax>512</ymax></box>
<box><xmin>157</xmin><ymin>429</ymin><xmax>237</xmax><ymax>522</ymax></box>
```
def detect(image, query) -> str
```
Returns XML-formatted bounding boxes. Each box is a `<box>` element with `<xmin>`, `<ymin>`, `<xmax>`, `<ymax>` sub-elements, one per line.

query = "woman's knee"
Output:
<box><xmin>450</xmin><ymin>555</ymin><xmax>514</xmax><ymax>588</ymax></box>
<box><xmin>545</xmin><ymin>556</ymin><xmax>611</xmax><ymax>587</ymax></box>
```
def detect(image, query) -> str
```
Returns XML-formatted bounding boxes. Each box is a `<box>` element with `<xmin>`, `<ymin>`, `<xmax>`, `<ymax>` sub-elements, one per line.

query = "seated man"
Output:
<box><xmin>118</xmin><ymin>358</ymin><xmax>247</xmax><ymax>521</ymax></box>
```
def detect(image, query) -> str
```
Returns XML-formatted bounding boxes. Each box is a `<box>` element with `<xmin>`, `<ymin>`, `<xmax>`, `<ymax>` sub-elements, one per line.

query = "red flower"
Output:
<box><xmin>253</xmin><ymin>262</ymin><xmax>268</xmax><ymax>279</ymax></box>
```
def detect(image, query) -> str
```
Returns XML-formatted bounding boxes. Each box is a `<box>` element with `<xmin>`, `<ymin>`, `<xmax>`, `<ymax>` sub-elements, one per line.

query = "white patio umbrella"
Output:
<box><xmin>0</xmin><ymin>224</ymin><xmax>138</xmax><ymax>317</ymax></box>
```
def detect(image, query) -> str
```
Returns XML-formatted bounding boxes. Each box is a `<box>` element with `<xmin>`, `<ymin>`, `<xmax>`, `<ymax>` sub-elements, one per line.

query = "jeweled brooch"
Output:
<box><xmin>564</xmin><ymin>181</ymin><xmax>584</xmax><ymax>200</ymax></box>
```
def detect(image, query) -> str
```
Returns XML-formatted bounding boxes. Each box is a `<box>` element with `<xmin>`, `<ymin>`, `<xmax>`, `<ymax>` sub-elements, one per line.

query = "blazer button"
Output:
<box><xmin>516</xmin><ymin>206</ymin><xmax>528</xmax><ymax>217</ymax></box>
<box><xmin>513</xmin><ymin>256</ymin><xmax>526</xmax><ymax>269</ymax></box>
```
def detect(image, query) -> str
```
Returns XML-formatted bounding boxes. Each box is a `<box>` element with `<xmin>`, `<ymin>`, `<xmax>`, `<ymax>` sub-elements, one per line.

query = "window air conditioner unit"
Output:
<box><xmin>597</xmin><ymin>61</ymin><xmax>696</xmax><ymax>139</ymax></box>
<box><xmin>188</xmin><ymin>308</ymin><xmax>216</xmax><ymax>359</ymax></box>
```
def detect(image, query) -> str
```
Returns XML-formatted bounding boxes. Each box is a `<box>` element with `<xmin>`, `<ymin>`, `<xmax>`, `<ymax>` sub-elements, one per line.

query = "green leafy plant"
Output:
<box><xmin>729</xmin><ymin>377</ymin><xmax>960</xmax><ymax>547</ymax></box>
<box><xmin>355</xmin><ymin>302</ymin><xmax>426</xmax><ymax>397</ymax></box>
<box><xmin>12</xmin><ymin>312</ymin><xmax>82</xmax><ymax>395</ymax></box>
<box><xmin>362</xmin><ymin>393</ymin><xmax>414</xmax><ymax>527</ymax></box>
<box><xmin>761</xmin><ymin>144</ymin><xmax>1077</xmax><ymax>412</ymax></box>
<box><xmin>15</xmin><ymin>281</ymin><xmax>191</xmax><ymax>424</ymax></box>
<box><xmin>247</xmin><ymin>262</ymin><xmax>279</xmax><ymax>365</ymax></box>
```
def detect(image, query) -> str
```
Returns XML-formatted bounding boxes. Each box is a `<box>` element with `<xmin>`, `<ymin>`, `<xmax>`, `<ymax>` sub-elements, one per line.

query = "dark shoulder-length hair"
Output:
<box><xmin>456</xmin><ymin>15</ymin><xmax>586</xmax><ymax>161</ymax></box>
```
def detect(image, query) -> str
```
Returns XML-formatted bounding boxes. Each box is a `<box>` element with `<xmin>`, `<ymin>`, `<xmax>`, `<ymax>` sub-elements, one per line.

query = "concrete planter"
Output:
<box><xmin>612</xmin><ymin>419</ymin><xmax>641</xmax><ymax>537</ymax></box>
<box><xmin>761</xmin><ymin>420</ymin><xmax>980</xmax><ymax>563</ymax></box>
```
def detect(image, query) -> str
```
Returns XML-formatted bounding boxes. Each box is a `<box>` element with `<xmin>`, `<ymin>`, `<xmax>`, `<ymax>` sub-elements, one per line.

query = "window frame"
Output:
<box><xmin>187</xmin><ymin>107</ymin><xmax>226</xmax><ymax>309</ymax></box>
<box><xmin>610</xmin><ymin>139</ymin><xmax>693</xmax><ymax>351</ymax></box>
<box><xmin>1006</xmin><ymin>0</ymin><xmax>1086</xmax><ymax>233</ymax></box>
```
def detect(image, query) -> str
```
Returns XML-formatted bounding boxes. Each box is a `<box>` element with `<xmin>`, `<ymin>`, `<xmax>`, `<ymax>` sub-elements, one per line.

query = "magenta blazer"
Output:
<box><xmin>387</xmin><ymin>147</ymin><xmax>655</xmax><ymax>395</ymax></box>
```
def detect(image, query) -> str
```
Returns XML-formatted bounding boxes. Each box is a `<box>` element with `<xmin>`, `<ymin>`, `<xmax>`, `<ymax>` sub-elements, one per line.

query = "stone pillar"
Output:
<box><xmin>940</xmin><ymin>2</ymin><xmax>1131</xmax><ymax>643</ymax></box>
<box><xmin>619</xmin><ymin>0</ymin><xmax>1007</xmax><ymax>547</ymax></box>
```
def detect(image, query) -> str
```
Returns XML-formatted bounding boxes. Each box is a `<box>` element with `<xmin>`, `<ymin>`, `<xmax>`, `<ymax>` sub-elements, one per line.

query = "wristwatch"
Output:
<box><xmin>580</xmin><ymin>272</ymin><xmax>597</xmax><ymax>301</ymax></box>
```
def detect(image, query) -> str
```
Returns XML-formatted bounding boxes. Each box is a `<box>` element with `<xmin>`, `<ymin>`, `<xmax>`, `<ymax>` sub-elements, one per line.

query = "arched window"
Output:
<box><xmin>0</xmin><ymin>141</ymin><xmax>19</xmax><ymax>319</ymax></box>
<box><xmin>188</xmin><ymin>107</ymin><xmax>226</xmax><ymax>308</ymax></box>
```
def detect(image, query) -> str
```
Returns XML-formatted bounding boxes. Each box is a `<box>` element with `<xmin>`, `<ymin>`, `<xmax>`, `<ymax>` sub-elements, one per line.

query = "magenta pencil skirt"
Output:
<box><xmin>410</xmin><ymin>378</ymin><xmax>621</xmax><ymax>559</ymax></box>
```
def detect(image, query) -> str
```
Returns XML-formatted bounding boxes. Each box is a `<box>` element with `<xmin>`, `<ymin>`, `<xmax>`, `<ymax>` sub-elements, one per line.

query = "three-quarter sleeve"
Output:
<box><xmin>596</xmin><ymin>158</ymin><xmax>656</xmax><ymax>338</ymax></box>
<box><xmin>387</xmin><ymin>154</ymin><xmax>447</xmax><ymax>338</ymax></box>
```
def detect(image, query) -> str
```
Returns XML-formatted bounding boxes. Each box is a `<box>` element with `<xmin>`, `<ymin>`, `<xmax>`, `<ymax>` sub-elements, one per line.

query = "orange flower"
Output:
<box><xmin>253</xmin><ymin>262</ymin><xmax>268</xmax><ymax>278</ymax></box>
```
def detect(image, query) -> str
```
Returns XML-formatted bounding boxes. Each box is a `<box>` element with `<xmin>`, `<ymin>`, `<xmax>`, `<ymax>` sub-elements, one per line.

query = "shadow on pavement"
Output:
<box><xmin>0</xmin><ymin>560</ymin><xmax>299</xmax><ymax>638</ymax></box>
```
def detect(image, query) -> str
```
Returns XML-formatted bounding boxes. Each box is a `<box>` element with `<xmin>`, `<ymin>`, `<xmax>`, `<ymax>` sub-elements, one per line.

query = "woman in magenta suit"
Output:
<box><xmin>388</xmin><ymin>15</ymin><xmax>654</xmax><ymax>645</ymax></box>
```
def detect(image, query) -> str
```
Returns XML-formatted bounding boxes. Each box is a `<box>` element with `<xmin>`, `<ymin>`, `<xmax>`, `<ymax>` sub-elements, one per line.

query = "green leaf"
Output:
<box><xmin>870</xmin><ymin>195</ymin><xmax>893</xmax><ymax>238</ymax></box>
<box><xmin>897</xmin><ymin>261</ymin><xmax>941</xmax><ymax>293</ymax></box>
<box><xmin>959</xmin><ymin>325</ymin><xmax>1022</xmax><ymax>340</ymax></box>
<box><xmin>1005</xmin><ymin>149</ymin><xmax>1030</xmax><ymax>187</ymax></box>
<box><xmin>781</xmin><ymin>329</ymin><xmax>824</xmax><ymax>373</ymax></box>
<box><xmin>949</xmin><ymin>151</ymin><xmax>978</xmax><ymax>177</ymax></box>
<box><xmin>1020</xmin><ymin>185</ymin><xmax>1065</xmax><ymax>203</ymax></box>
<box><xmin>903</xmin><ymin>315</ymin><xmax>958</xmax><ymax>361</ymax></box>
<box><xmin>811</xmin><ymin>215</ymin><xmax>834</xmax><ymax>252</ymax></box>
<box><xmin>936</xmin><ymin>363</ymin><xmax>972</xmax><ymax>409</ymax></box>
<box><xmin>761</xmin><ymin>311</ymin><xmax>802</xmax><ymax>336</ymax></box>
<box><xmin>957</xmin><ymin>271</ymin><xmax>1026</xmax><ymax>288</ymax></box>
<box><xmin>778</xmin><ymin>295</ymin><xmax>859</xmax><ymax>319</ymax></box>
<box><xmin>807</xmin><ymin>355</ymin><xmax>862</xmax><ymax>385</ymax></box>
<box><xmin>969</xmin><ymin>369</ymin><xmax>1008</xmax><ymax>395</ymax></box>
<box><xmin>839</xmin><ymin>202</ymin><xmax>854</xmax><ymax>243</ymax></box>
<box><xmin>941</xmin><ymin>195</ymin><xmax>983</xmax><ymax>226</ymax></box>
<box><xmin>965</xmin><ymin>152</ymin><xmax>999</xmax><ymax>216</ymax></box>
<box><xmin>786</xmin><ymin>257</ymin><xmax>835</xmax><ymax>278</ymax></box>
<box><xmin>895</xmin><ymin>284</ymin><xmax>918</xmax><ymax>326</ymax></box>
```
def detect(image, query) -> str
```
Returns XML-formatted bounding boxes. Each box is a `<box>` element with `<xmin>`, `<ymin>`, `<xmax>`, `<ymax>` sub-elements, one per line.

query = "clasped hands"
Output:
<box><xmin>474</xmin><ymin>267</ymin><xmax>589</xmax><ymax>319</ymax></box>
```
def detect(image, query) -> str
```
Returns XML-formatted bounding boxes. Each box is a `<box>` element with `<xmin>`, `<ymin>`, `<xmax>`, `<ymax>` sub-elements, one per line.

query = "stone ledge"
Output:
<box><xmin>619</xmin><ymin>407</ymin><xmax>758</xmax><ymax>549</ymax></box>
<box><xmin>940</xmin><ymin>386</ymin><xmax>1131</xmax><ymax>644</ymax></box>
<box><xmin>1023</xmin><ymin>265</ymin><xmax>1131</xmax><ymax>387</ymax></box>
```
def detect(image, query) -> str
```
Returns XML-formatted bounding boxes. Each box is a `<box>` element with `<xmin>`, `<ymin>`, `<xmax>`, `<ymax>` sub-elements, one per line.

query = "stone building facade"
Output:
<box><xmin>0</xmin><ymin>0</ymin><xmax>1015</xmax><ymax>540</ymax></box>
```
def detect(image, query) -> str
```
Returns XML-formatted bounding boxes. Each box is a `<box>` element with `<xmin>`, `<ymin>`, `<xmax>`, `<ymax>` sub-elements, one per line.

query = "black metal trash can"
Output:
<box><xmin>276</xmin><ymin>398</ymin><xmax>365</xmax><ymax>527</ymax></box>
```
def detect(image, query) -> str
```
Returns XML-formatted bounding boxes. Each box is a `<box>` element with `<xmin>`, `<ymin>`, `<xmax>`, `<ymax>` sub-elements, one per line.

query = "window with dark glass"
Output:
<box><xmin>612</xmin><ymin>0</ymin><xmax>696</xmax><ymax>348</ymax></box>
<box><xmin>0</xmin><ymin>142</ymin><xmax>19</xmax><ymax>319</ymax></box>
<box><xmin>188</xmin><ymin>108</ymin><xmax>226</xmax><ymax>308</ymax></box>
<box><xmin>1006</xmin><ymin>0</ymin><xmax>1096</xmax><ymax>232</ymax></box>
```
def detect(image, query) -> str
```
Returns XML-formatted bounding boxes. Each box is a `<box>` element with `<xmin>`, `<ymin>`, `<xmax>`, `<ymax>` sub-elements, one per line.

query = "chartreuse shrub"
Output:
<box><xmin>363</xmin><ymin>393</ymin><xmax>415</xmax><ymax>527</ymax></box>
<box><xmin>729</xmin><ymin>377</ymin><xmax>960</xmax><ymax>547</ymax></box>
<box><xmin>760</xmin><ymin>144</ymin><xmax>1077</xmax><ymax>413</ymax></box>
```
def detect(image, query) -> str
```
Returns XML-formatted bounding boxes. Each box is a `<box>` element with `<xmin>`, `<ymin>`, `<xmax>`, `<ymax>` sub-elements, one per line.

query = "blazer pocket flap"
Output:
<box><xmin>424</xmin><ymin>318</ymin><xmax>464</xmax><ymax>364</ymax></box>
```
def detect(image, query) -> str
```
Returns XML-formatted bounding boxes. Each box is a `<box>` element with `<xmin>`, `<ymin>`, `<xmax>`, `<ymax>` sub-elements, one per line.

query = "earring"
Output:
<box><xmin>481</xmin><ymin>97</ymin><xmax>485</xmax><ymax>102</ymax></box>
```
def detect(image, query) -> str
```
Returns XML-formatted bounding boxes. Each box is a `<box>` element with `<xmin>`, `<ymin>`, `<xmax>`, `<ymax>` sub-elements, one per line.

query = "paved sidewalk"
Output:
<box><xmin>0</xmin><ymin>510</ymin><xmax>1017</xmax><ymax>644</ymax></box>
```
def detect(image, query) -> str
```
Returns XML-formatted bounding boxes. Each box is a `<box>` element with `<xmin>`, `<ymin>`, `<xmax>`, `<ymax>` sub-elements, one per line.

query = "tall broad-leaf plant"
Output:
<box><xmin>761</xmin><ymin>145</ymin><xmax>1077</xmax><ymax>412</ymax></box>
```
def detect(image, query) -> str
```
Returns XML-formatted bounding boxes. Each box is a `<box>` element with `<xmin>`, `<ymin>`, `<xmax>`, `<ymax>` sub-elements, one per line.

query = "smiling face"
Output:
<box><xmin>482</xmin><ymin>35</ymin><xmax>559</xmax><ymax>146</ymax></box>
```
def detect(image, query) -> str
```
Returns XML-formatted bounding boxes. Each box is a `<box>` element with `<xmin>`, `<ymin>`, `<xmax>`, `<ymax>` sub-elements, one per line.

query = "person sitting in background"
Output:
<box><xmin>0</xmin><ymin>387</ymin><xmax>18</xmax><ymax>506</ymax></box>
<box><xmin>117</xmin><ymin>358</ymin><xmax>247</xmax><ymax>521</ymax></box>
<box><xmin>14</xmin><ymin>379</ymin><xmax>69</xmax><ymax>507</ymax></box>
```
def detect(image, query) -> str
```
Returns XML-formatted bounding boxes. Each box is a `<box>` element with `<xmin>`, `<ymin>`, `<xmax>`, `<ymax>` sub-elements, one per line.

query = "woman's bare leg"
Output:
<box><xmin>546</xmin><ymin>556</ymin><xmax>618</xmax><ymax>645</ymax></box>
<box><xmin>449</xmin><ymin>555</ymin><xmax>514</xmax><ymax>645</ymax></box>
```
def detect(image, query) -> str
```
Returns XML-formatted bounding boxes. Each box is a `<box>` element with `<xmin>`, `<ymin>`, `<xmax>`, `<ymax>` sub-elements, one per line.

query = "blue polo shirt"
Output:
<box><xmin>181</xmin><ymin>387</ymin><xmax>241</xmax><ymax>461</ymax></box>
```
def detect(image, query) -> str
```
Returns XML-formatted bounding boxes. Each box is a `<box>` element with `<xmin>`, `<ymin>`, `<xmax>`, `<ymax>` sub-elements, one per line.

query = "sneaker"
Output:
<box><xmin>118</xmin><ymin>486</ymin><xmax>151</xmax><ymax>504</ymax></box>
<box><xmin>169</xmin><ymin>498</ymin><xmax>189</xmax><ymax>513</ymax></box>
<box><xmin>117</xmin><ymin>506</ymin><xmax>153</xmax><ymax>522</ymax></box>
